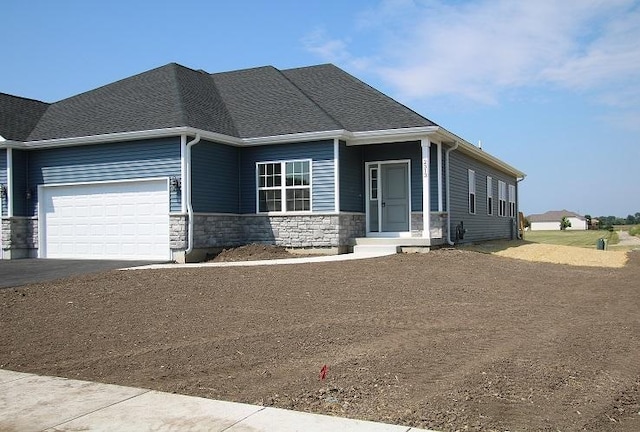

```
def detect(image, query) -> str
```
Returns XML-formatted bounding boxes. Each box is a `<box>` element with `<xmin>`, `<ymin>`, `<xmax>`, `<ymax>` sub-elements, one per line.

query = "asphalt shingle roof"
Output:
<box><xmin>2</xmin><ymin>62</ymin><xmax>437</xmax><ymax>142</ymax></box>
<box><xmin>528</xmin><ymin>210</ymin><xmax>586</xmax><ymax>222</ymax></box>
<box><xmin>0</xmin><ymin>93</ymin><xmax>49</xmax><ymax>141</ymax></box>
<box><xmin>282</xmin><ymin>64</ymin><xmax>436</xmax><ymax>131</ymax></box>
<box><xmin>210</xmin><ymin>66</ymin><xmax>341</xmax><ymax>138</ymax></box>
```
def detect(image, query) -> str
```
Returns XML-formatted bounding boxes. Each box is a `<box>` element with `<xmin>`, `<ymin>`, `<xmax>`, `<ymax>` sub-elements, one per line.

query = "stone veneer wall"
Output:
<box><xmin>1</xmin><ymin>217</ymin><xmax>38</xmax><ymax>258</ymax></box>
<box><xmin>170</xmin><ymin>213</ymin><xmax>367</xmax><ymax>253</ymax></box>
<box><xmin>411</xmin><ymin>212</ymin><xmax>448</xmax><ymax>239</ymax></box>
<box><xmin>169</xmin><ymin>214</ymin><xmax>187</xmax><ymax>250</ymax></box>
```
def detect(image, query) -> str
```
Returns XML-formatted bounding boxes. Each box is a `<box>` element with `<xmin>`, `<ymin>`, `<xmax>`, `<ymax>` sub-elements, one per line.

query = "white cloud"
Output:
<box><xmin>302</xmin><ymin>28</ymin><xmax>351</xmax><ymax>64</ymax></box>
<box><xmin>304</xmin><ymin>0</ymin><xmax>640</xmax><ymax>112</ymax></box>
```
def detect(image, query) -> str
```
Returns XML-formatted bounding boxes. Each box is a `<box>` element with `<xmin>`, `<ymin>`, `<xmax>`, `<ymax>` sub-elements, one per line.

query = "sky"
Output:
<box><xmin>3</xmin><ymin>0</ymin><xmax>639</xmax><ymax>217</ymax></box>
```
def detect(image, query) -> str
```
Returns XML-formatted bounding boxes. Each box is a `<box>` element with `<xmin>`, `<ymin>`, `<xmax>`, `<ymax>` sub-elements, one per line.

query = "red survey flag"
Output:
<box><xmin>319</xmin><ymin>364</ymin><xmax>328</xmax><ymax>380</ymax></box>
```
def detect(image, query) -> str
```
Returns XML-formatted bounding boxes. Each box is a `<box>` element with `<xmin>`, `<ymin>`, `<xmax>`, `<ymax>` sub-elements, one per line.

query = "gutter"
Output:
<box><xmin>445</xmin><ymin>141</ymin><xmax>459</xmax><ymax>246</ymax></box>
<box><xmin>184</xmin><ymin>133</ymin><xmax>202</xmax><ymax>257</ymax></box>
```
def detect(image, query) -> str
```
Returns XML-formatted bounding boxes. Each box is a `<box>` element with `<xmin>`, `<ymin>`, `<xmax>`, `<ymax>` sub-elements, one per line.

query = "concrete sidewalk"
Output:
<box><xmin>0</xmin><ymin>369</ymin><xmax>435</xmax><ymax>432</ymax></box>
<box><xmin>133</xmin><ymin>248</ymin><xmax>398</xmax><ymax>270</ymax></box>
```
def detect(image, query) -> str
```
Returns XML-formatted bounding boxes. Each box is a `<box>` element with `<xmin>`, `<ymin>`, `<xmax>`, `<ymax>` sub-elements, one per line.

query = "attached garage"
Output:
<box><xmin>39</xmin><ymin>179</ymin><xmax>170</xmax><ymax>260</ymax></box>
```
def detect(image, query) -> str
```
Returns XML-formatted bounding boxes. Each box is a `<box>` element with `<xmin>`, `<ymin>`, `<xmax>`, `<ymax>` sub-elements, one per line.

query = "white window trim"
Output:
<box><xmin>468</xmin><ymin>169</ymin><xmax>476</xmax><ymax>214</ymax></box>
<box><xmin>487</xmin><ymin>176</ymin><xmax>493</xmax><ymax>216</ymax></box>
<box><xmin>498</xmin><ymin>180</ymin><xmax>507</xmax><ymax>217</ymax></box>
<box><xmin>255</xmin><ymin>159</ymin><xmax>313</xmax><ymax>214</ymax></box>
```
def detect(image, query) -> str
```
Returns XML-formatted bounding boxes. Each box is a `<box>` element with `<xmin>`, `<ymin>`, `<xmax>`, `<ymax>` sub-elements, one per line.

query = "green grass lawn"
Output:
<box><xmin>523</xmin><ymin>230</ymin><xmax>619</xmax><ymax>248</ymax></box>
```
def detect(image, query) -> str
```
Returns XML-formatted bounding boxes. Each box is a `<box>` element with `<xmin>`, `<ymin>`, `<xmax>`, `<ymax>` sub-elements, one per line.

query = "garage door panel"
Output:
<box><xmin>41</xmin><ymin>180</ymin><xmax>170</xmax><ymax>260</ymax></box>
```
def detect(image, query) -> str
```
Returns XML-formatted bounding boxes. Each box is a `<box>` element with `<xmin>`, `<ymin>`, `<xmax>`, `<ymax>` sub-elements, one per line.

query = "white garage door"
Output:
<box><xmin>40</xmin><ymin>179</ymin><xmax>170</xmax><ymax>260</ymax></box>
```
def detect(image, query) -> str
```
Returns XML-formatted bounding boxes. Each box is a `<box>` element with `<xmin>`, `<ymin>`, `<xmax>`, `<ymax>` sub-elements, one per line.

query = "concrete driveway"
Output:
<box><xmin>0</xmin><ymin>259</ymin><xmax>159</xmax><ymax>289</ymax></box>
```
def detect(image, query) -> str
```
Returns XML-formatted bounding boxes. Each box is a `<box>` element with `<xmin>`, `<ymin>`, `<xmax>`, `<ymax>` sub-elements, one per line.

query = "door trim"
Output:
<box><xmin>365</xmin><ymin>159</ymin><xmax>411</xmax><ymax>237</ymax></box>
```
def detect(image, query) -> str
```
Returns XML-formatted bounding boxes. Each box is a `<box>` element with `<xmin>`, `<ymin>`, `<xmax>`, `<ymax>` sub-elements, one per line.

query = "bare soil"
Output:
<box><xmin>464</xmin><ymin>241</ymin><xmax>629</xmax><ymax>268</ymax></box>
<box><xmin>1</xmin><ymin>250</ymin><xmax>639</xmax><ymax>431</ymax></box>
<box><xmin>208</xmin><ymin>244</ymin><xmax>297</xmax><ymax>262</ymax></box>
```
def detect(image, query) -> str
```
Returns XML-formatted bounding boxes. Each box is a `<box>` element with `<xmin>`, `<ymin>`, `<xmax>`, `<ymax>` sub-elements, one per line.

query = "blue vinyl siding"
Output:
<box><xmin>192</xmin><ymin>140</ymin><xmax>239</xmax><ymax>213</ymax></box>
<box><xmin>239</xmin><ymin>140</ymin><xmax>335</xmax><ymax>213</ymax></box>
<box><xmin>27</xmin><ymin>137</ymin><xmax>181</xmax><ymax>216</ymax></box>
<box><xmin>0</xmin><ymin>149</ymin><xmax>6</xmax><ymax>216</ymax></box>
<box><xmin>339</xmin><ymin>142</ymin><xmax>364</xmax><ymax>212</ymax></box>
<box><xmin>448</xmin><ymin>150</ymin><xmax>518</xmax><ymax>243</ymax></box>
<box><xmin>11</xmin><ymin>150</ymin><xmax>28</xmax><ymax>216</ymax></box>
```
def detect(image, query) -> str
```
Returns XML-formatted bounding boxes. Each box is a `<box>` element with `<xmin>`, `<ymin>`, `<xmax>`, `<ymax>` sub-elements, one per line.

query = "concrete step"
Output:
<box><xmin>354</xmin><ymin>237</ymin><xmax>432</xmax><ymax>246</ymax></box>
<box><xmin>352</xmin><ymin>244</ymin><xmax>400</xmax><ymax>255</ymax></box>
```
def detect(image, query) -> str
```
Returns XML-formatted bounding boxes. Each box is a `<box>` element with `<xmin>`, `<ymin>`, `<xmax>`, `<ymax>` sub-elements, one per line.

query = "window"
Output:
<box><xmin>468</xmin><ymin>169</ymin><xmax>476</xmax><ymax>214</ymax></box>
<box><xmin>508</xmin><ymin>184</ymin><xmax>516</xmax><ymax>218</ymax></box>
<box><xmin>498</xmin><ymin>180</ymin><xmax>507</xmax><ymax>217</ymax></box>
<box><xmin>257</xmin><ymin>160</ymin><xmax>311</xmax><ymax>212</ymax></box>
<box><xmin>370</xmin><ymin>167</ymin><xmax>378</xmax><ymax>200</ymax></box>
<box><xmin>487</xmin><ymin>176</ymin><xmax>493</xmax><ymax>216</ymax></box>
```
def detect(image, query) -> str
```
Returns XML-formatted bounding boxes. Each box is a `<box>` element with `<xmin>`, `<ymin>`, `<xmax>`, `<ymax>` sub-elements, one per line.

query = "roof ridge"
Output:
<box><xmin>203</xmin><ymin>72</ymin><xmax>241</xmax><ymax>137</ymax></box>
<box><xmin>276</xmin><ymin>66</ymin><xmax>345</xmax><ymax>130</ymax></box>
<box><xmin>0</xmin><ymin>92</ymin><xmax>50</xmax><ymax>105</ymax></box>
<box><xmin>169</xmin><ymin>63</ymin><xmax>190</xmax><ymax>127</ymax></box>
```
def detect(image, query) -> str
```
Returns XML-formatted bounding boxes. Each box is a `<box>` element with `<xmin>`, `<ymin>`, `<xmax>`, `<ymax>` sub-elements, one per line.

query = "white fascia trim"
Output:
<box><xmin>434</xmin><ymin>127</ymin><xmax>526</xmax><ymax>179</ymax></box>
<box><xmin>7</xmin><ymin>124</ymin><xmax>525</xmax><ymax>179</ymax></box>
<box><xmin>13</xmin><ymin>127</ymin><xmax>240</xmax><ymax>149</ymax></box>
<box><xmin>347</xmin><ymin>126</ymin><xmax>439</xmax><ymax>145</ymax></box>
<box><xmin>0</xmin><ymin>140</ymin><xmax>25</xmax><ymax>149</ymax></box>
<box><xmin>241</xmin><ymin>130</ymin><xmax>347</xmax><ymax>146</ymax></box>
<box><xmin>10</xmin><ymin>126</ymin><xmax>442</xmax><ymax>150</ymax></box>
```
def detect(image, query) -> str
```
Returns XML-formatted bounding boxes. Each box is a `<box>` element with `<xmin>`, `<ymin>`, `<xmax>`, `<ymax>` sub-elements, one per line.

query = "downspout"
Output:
<box><xmin>516</xmin><ymin>176</ymin><xmax>526</xmax><ymax>239</ymax></box>
<box><xmin>184</xmin><ymin>133</ymin><xmax>202</xmax><ymax>257</ymax></box>
<box><xmin>445</xmin><ymin>141</ymin><xmax>459</xmax><ymax>246</ymax></box>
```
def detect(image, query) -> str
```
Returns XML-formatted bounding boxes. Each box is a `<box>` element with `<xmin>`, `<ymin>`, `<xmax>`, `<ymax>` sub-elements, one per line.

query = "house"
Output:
<box><xmin>528</xmin><ymin>210</ymin><xmax>588</xmax><ymax>231</ymax></box>
<box><xmin>1</xmin><ymin>63</ymin><xmax>525</xmax><ymax>262</ymax></box>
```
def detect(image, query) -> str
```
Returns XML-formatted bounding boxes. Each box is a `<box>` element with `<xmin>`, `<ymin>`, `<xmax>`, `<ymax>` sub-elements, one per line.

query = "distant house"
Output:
<box><xmin>528</xmin><ymin>210</ymin><xmax>588</xmax><ymax>231</ymax></box>
<box><xmin>1</xmin><ymin>63</ymin><xmax>525</xmax><ymax>261</ymax></box>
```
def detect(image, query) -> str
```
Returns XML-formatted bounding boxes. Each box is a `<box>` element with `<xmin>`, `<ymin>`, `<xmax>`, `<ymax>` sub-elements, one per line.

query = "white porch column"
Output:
<box><xmin>421</xmin><ymin>138</ymin><xmax>431</xmax><ymax>239</ymax></box>
<box><xmin>436</xmin><ymin>142</ymin><xmax>443</xmax><ymax>212</ymax></box>
<box><xmin>7</xmin><ymin>147</ymin><xmax>13</xmax><ymax>217</ymax></box>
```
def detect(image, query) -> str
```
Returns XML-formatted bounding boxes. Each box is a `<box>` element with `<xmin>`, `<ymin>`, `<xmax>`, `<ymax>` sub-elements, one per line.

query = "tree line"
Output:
<box><xmin>586</xmin><ymin>213</ymin><xmax>640</xmax><ymax>230</ymax></box>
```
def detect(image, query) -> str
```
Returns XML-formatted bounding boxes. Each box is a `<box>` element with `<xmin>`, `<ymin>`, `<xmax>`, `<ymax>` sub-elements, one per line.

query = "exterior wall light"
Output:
<box><xmin>170</xmin><ymin>176</ymin><xmax>181</xmax><ymax>192</ymax></box>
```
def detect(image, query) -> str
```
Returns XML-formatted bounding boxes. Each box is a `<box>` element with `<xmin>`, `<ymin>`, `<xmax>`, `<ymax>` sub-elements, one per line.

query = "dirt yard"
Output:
<box><xmin>1</xmin><ymin>249</ymin><xmax>639</xmax><ymax>431</ymax></box>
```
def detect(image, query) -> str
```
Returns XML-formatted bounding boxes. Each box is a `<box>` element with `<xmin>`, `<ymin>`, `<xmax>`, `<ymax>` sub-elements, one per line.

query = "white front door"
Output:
<box><xmin>367</xmin><ymin>161</ymin><xmax>411</xmax><ymax>235</ymax></box>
